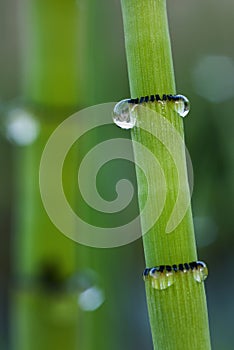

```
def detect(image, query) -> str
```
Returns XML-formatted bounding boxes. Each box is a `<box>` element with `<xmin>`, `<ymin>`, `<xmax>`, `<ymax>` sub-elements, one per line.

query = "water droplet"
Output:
<box><xmin>4</xmin><ymin>107</ymin><xmax>40</xmax><ymax>146</ymax></box>
<box><xmin>113</xmin><ymin>99</ymin><xmax>136</xmax><ymax>129</ymax></box>
<box><xmin>174</xmin><ymin>95</ymin><xmax>190</xmax><ymax>118</ymax></box>
<box><xmin>193</xmin><ymin>261</ymin><xmax>208</xmax><ymax>283</ymax></box>
<box><xmin>158</xmin><ymin>100</ymin><xmax>166</xmax><ymax>110</ymax></box>
<box><xmin>149</xmin><ymin>268</ymin><xmax>175</xmax><ymax>290</ymax></box>
<box><xmin>78</xmin><ymin>285</ymin><xmax>105</xmax><ymax>311</ymax></box>
<box><xmin>142</xmin><ymin>268</ymin><xmax>151</xmax><ymax>281</ymax></box>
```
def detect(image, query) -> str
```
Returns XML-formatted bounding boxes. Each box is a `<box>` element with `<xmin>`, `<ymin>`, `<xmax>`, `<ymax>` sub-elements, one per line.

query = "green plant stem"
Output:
<box><xmin>11</xmin><ymin>1</ymin><xmax>81</xmax><ymax>349</ymax></box>
<box><xmin>21</xmin><ymin>0</ymin><xmax>81</xmax><ymax>108</ymax></box>
<box><xmin>12</xmin><ymin>1</ymin><xmax>140</xmax><ymax>350</ymax></box>
<box><xmin>120</xmin><ymin>0</ymin><xmax>211</xmax><ymax>349</ymax></box>
<box><xmin>72</xmin><ymin>1</ymin><xmax>142</xmax><ymax>349</ymax></box>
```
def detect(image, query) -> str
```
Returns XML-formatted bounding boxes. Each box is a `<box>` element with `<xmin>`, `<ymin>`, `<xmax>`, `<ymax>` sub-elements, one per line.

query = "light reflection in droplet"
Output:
<box><xmin>5</xmin><ymin>107</ymin><xmax>40</xmax><ymax>146</ymax></box>
<box><xmin>192</xmin><ymin>261</ymin><xmax>208</xmax><ymax>283</ymax></box>
<box><xmin>173</xmin><ymin>95</ymin><xmax>190</xmax><ymax>117</ymax></box>
<box><xmin>112</xmin><ymin>99</ymin><xmax>136</xmax><ymax>129</ymax></box>
<box><xmin>149</xmin><ymin>268</ymin><xmax>176</xmax><ymax>290</ymax></box>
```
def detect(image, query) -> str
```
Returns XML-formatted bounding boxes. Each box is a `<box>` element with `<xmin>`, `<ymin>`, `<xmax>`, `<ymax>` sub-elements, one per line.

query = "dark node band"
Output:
<box><xmin>178</xmin><ymin>263</ymin><xmax>184</xmax><ymax>272</ymax></box>
<box><xmin>143</xmin><ymin>268</ymin><xmax>151</xmax><ymax>277</ymax></box>
<box><xmin>143</xmin><ymin>261</ymin><xmax>207</xmax><ymax>278</ymax></box>
<box><xmin>128</xmin><ymin>94</ymin><xmax>183</xmax><ymax>105</ymax></box>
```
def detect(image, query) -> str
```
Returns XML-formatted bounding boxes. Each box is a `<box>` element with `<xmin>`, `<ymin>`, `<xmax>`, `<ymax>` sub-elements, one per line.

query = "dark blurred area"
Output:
<box><xmin>0</xmin><ymin>0</ymin><xmax>234</xmax><ymax>349</ymax></box>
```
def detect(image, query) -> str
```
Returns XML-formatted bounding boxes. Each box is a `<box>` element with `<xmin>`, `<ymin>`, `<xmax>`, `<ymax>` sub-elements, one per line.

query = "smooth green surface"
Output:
<box><xmin>69</xmin><ymin>2</ymin><xmax>140</xmax><ymax>349</ymax></box>
<box><xmin>121</xmin><ymin>0</ymin><xmax>175</xmax><ymax>97</ymax></box>
<box><xmin>121</xmin><ymin>0</ymin><xmax>211</xmax><ymax>349</ymax></box>
<box><xmin>11</xmin><ymin>1</ymin><xmax>81</xmax><ymax>349</ymax></box>
<box><xmin>11</xmin><ymin>113</ymin><xmax>80</xmax><ymax>350</ymax></box>
<box><xmin>20</xmin><ymin>0</ymin><xmax>81</xmax><ymax>107</ymax></box>
<box><xmin>12</xmin><ymin>1</ymin><xmax>137</xmax><ymax>350</ymax></box>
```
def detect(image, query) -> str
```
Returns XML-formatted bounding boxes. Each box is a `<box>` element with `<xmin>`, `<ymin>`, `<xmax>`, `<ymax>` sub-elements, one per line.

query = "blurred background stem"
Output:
<box><xmin>120</xmin><ymin>0</ymin><xmax>211</xmax><ymax>349</ymax></box>
<box><xmin>10</xmin><ymin>1</ymin><xmax>147</xmax><ymax>350</ymax></box>
<box><xmin>72</xmin><ymin>1</ymin><xmax>146</xmax><ymax>349</ymax></box>
<box><xmin>10</xmin><ymin>1</ymin><xmax>82</xmax><ymax>349</ymax></box>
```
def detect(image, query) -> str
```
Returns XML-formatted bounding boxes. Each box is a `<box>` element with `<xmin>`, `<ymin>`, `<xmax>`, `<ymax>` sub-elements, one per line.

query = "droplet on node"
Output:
<box><xmin>142</xmin><ymin>268</ymin><xmax>151</xmax><ymax>281</ymax></box>
<box><xmin>149</xmin><ymin>268</ymin><xmax>175</xmax><ymax>290</ymax></box>
<box><xmin>112</xmin><ymin>99</ymin><xmax>136</xmax><ymax>129</ymax></box>
<box><xmin>193</xmin><ymin>261</ymin><xmax>208</xmax><ymax>283</ymax></box>
<box><xmin>157</xmin><ymin>99</ymin><xmax>166</xmax><ymax>111</ymax></box>
<box><xmin>174</xmin><ymin>95</ymin><xmax>190</xmax><ymax>118</ymax></box>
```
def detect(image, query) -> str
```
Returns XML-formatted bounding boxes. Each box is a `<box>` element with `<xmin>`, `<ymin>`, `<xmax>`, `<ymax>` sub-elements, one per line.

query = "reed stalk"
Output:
<box><xmin>120</xmin><ymin>1</ymin><xmax>211</xmax><ymax>348</ymax></box>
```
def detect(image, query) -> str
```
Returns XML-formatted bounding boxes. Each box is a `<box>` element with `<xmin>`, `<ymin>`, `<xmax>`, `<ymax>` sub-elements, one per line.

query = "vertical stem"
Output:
<box><xmin>20</xmin><ymin>0</ymin><xmax>81</xmax><ymax>108</ymax></box>
<box><xmin>121</xmin><ymin>0</ymin><xmax>175</xmax><ymax>96</ymax></box>
<box><xmin>73</xmin><ymin>1</ymin><xmax>143</xmax><ymax>349</ymax></box>
<box><xmin>12</xmin><ymin>1</ymin><xmax>141</xmax><ymax>350</ymax></box>
<box><xmin>11</xmin><ymin>1</ymin><xmax>81</xmax><ymax>349</ymax></box>
<box><xmin>120</xmin><ymin>0</ymin><xmax>211</xmax><ymax>349</ymax></box>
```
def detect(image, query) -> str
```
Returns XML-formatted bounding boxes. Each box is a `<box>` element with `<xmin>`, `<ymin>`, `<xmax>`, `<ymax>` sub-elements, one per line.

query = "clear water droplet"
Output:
<box><xmin>149</xmin><ymin>268</ymin><xmax>175</xmax><ymax>290</ymax></box>
<box><xmin>158</xmin><ymin>100</ymin><xmax>166</xmax><ymax>106</ymax></box>
<box><xmin>4</xmin><ymin>107</ymin><xmax>40</xmax><ymax>146</ymax></box>
<box><xmin>142</xmin><ymin>268</ymin><xmax>151</xmax><ymax>281</ymax></box>
<box><xmin>193</xmin><ymin>261</ymin><xmax>208</xmax><ymax>283</ymax></box>
<box><xmin>113</xmin><ymin>99</ymin><xmax>136</xmax><ymax>129</ymax></box>
<box><xmin>157</xmin><ymin>99</ymin><xmax>166</xmax><ymax>114</ymax></box>
<box><xmin>78</xmin><ymin>285</ymin><xmax>105</xmax><ymax>311</ymax></box>
<box><xmin>174</xmin><ymin>95</ymin><xmax>190</xmax><ymax>118</ymax></box>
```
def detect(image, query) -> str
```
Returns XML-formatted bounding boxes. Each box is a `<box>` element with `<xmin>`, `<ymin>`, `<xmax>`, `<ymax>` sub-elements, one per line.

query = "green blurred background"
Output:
<box><xmin>0</xmin><ymin>0</ymin><xmax>234</xmax><ymax>349</ymax></box>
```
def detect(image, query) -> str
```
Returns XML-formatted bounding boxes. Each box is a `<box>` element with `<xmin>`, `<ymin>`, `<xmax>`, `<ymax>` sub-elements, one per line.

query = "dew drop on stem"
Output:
<box><xmin>173</xmin><ymin>95</ymin><xmax>190</xmax><ymax>118</ymax></box>
<box><xmin>193</xmin><ymin>261</ymin><xmax>208</xmax><ymax>283</ymax></box>
<box><xmin>113</xmin><ymin>99</ymin><xmax>136</xmax><ymax>129</ymax></box>
<box><xmin>149</xmin><ymin>268</ymin><xmax>176</xmax><ymax>290</ymax></box>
